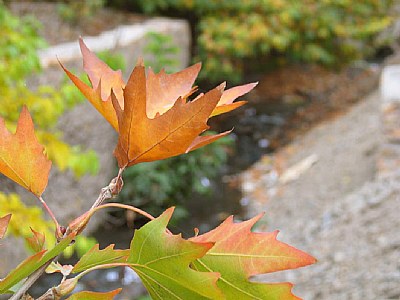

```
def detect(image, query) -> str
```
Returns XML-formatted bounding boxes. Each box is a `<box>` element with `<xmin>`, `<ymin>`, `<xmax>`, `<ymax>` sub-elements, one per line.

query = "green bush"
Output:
<box><xmin>57</xmin><ymin>0</ymin><xmax>105</xmax><ymax>23</ymax></box>
<box><xmin>133</xmin><ymin>0</ymin><xmax>394</xmax><ymax>82</ymax></box>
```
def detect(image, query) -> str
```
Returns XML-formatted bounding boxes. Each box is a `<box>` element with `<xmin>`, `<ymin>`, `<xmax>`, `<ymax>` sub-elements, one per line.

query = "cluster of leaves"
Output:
<box><xmin>0</xmin><ymin>39</ymin><xmax>315</xmax><ymax>299</ymax></box>
<box><xmin>134</xmin><ymin>0</ymin><xmax>394</xmax><ymax>82</ymax></box>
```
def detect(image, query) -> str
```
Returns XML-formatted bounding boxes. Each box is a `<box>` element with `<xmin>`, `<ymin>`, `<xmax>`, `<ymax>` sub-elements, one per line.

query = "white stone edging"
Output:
<box><xmin>38</xmin><ymin>18</ymin><xmax>189</xmax><ymax>68</ymax></box>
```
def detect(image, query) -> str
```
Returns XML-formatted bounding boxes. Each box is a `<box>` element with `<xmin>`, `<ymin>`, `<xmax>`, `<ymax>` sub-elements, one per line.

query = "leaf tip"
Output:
<box><xmin>136</xmin><ymin>57</ymin><xmax>145</xmax><ymax>67</ymax></box>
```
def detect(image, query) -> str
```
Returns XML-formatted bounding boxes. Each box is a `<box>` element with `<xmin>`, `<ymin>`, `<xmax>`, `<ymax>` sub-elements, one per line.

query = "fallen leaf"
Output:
<box><xmin>0</xmin><ymin>107</ymin><xmax>52</xmax><ymax>196</ymax></box>
<box><xmin>127</xmin><ymin>207</ymin><xmax>223</xmax><ymax>299</ymax></box>
<box><xmin>190</xmin><ymin>214</ymin><xmax>316</xmax><ymax>299</ymax></box>
<box><xmin>112</xmin><ymin>63</ymin><xmax>226</xmax><ymax>167</ymax></box>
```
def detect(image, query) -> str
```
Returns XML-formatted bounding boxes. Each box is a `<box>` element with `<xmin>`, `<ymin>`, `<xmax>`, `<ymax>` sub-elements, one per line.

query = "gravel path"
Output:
<box><xmin>241</xmin><ymin>91</ymin><xmax>400</xmax><ymax>299</ymax></box>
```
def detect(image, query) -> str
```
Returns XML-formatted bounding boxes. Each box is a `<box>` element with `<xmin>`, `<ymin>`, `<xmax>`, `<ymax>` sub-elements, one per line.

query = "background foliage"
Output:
<box><xmin>127</xmin><ymin>0</ymin><xmax>394</xmax><ymax>82</ymax></box>
<box><xmin>0</xmin><ymin>4</ymin><xmax>100</xmax><ymax>254</ymax></box>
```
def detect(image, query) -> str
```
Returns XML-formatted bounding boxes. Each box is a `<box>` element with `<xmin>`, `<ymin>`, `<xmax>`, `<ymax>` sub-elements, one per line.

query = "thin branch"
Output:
<box><xmin>93</xmin><ymin>203</ymin><xmax>172</xmax><ymax>235</ymax></box>
<box><xmin>75</xmin><ymin>262</ymin><xmax>131</xmax><ymax>281</ymax></box>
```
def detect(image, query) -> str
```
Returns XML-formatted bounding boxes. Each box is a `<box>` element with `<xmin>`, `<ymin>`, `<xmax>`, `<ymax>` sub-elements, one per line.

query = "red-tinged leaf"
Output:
<box><xmin>127</xmin><ymin>207</ymin><xmax>223</xmax><ymax>299</ymax></box>
<box><xmin>79</xmin><ymin>38</ymin><xmax>125</xmax><ymax>104</ymax></box>
<box><xmin>186</xmin><ymin>130</ymin><xmax>232</xmax><ymax>153</ymax></box>
<box><xmin>66</xmin><ymin>289</ymin><xmax>122</xmax><ymax>300</ymax></box>
<box><xmin>146</xmin><ymin>63</ymin><xmax>201</xmax><ymax>118</ymax></box>
<box><xmin>190</xmin><ymin>214</ymin><xmax>316</xmax><ymax>299</ymax></box>
<box><xmin>113</xmin><ymin>64</ymin><xmax>224</xmax><ymax>167</ymax></box>
<box><xmin>0</xmin><ymin>107</ymin><xmax>52</xmax><ymax>196</ymax></box>
<box><xmin>72</xmin><ymin>244</ymin><xmax>129</xmax><ymax>273</ymax></box>
<box><xmin>0</xmin><ymin>214</ymin><xmax>11</xmax><ymax>239</ymax></box>
<box><xmin>60</xmin><ymin>62</ymin><xmax>119</xmax><ymax>131</ymax></box>
<box><xmin>45</xmin><ymin>262</ymin><xmax>73</xmax><ymax>276</ymax></box>
<box><xmin>211</xmin><ymin>82</ymin><xmax>258</xmax><ymax>117</ymax></box>
<box><xmin>0</xmin><ymin>233</ymin><xmax>76</xmax><ymax>294</ymax></box>
<box><xmin>26</xmin><ymin>228</ymin><xmax>45</xmax><ymax>253</ymax></box>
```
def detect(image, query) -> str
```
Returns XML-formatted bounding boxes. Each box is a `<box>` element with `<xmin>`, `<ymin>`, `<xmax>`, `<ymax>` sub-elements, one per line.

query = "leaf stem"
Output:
<box><xmin>38</xmin><ymin>195</ymin><xmax>60</xmax><ymax>229</ymax></box>
<box><xmin>75</xmin><ymin>262</ymin><xmax>131</xmax><ymax>281</ymax></box>
<box><xmin>93</xmin><ymin>203</ymin><xmax>155</xmax><ymax>221</ymax></box>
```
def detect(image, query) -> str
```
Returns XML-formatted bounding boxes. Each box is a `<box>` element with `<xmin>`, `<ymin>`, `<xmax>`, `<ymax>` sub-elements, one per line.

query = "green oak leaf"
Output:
<box><xmin>190</xmin><ymin>214</ymin><xmax>317</xmax><ymax>300</ymax></box>
<box><xmin>72</xmin><ymin>244</ymin><xmax>129</xmax><ymax>273</ymax></box>
<box><xmin>128</xmin><ymin>207</ymin><xmax>223</xmax><ymax>299</ymax></box>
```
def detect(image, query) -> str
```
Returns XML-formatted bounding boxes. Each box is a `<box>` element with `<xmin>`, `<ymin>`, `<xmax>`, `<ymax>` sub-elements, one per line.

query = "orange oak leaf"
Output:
<box><xmin>146</xmin><ymin>63</ymin><xmax>201</xmax><ymax>118</ymax></box>
<box><xmin>211</xmin><ymin>82</ymin><xmax>258</xmax><ymax>117</ymax></box>
<box><xmin>190</xmin><ymin>214</ymin><xmax>316</xmax><ymax>299</ymax></box>
<box><xmin>62</xmin><ymin>39</ymin><xmax>256</xmax><ymax>132</ymax></box>
<box><xmin>79</xmin><ymin>38</ymin><xmax>125</xmax><ymax>104</ymax></box>
<box><xmin>112</xmin><ymin>62</ymin><xmax>227</xmax><ymax>167</ymax></box>
<box><xmin>60</xmin><ymin>58</ymin><xmax>120</xmax><ymax>131</ymax></box>
<box><xmin>0</xmin><ymin>107</ymin><xmax>52</xmax><ymax>196</ymax></box>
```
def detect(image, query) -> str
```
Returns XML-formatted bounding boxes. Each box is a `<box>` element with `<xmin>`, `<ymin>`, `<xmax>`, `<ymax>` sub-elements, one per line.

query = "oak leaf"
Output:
<box><xmin>62</xmin><ymin>39</ymin><xmax>256</xmax><ymax>131</ymax></box>
<box><xmin>190</xmin><ymin>214</ymin><xmax>316</xmax><ymax>299</ymax></box>
<box><xmin>0</xmin><ymin>107</ymin><xmax>52</xmax><ymax>196</ymax></box>
<box><xmin>127</xmin><ymin>207</ymin><xmax>223</xmax><ymax>299</ymax></box>
<box><xmin>112</xmin><ymin>63</ymin><xmax>228</xmax><ymax>167</ymax></box>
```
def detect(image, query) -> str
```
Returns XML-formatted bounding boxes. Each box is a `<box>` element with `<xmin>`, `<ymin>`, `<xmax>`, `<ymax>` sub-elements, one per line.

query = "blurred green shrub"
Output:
<box><xmin>57</xmin><ymin>0</ymin><xmax>105</xmax><ymax>23</ymax></box>
<box><xmin>132</xmin><ymin>0</ymin><xmax>394</xmax><ymax>82</ymax></box>
<box><xmin>144</xmin><ymin>31</ymin><xmax>180</xmax><ymax>73</ymax></box>
<box><xmin>0</xmin><ymin>3</ymin><xmax>99</xmax><ymax>177</ymax></box>
<box><xmin>0</xmin><ymin>4</ymin><xmax>105</xmax><ymax>255</ymax></box>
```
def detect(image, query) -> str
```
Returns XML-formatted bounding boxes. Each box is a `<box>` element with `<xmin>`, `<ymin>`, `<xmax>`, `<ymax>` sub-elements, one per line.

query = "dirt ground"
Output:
<box><xmin>241</xmin><ymin>91</ymin><xmax>400</xmax><ymax>299</ymax></box>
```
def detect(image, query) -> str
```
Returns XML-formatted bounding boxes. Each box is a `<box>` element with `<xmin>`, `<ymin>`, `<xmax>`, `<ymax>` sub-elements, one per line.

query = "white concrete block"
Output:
<box><xmin>381</xmin><ymin>65</ymin><xmax>400</xmax><ymax>102</ymax></box>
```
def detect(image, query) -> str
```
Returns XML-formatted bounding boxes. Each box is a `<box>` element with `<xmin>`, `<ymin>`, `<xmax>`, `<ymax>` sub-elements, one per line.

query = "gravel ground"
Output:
<box><xmin>241</xmin><ymin>91</ymin><xmax>400</xmax><ymax>299</ymax></box>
